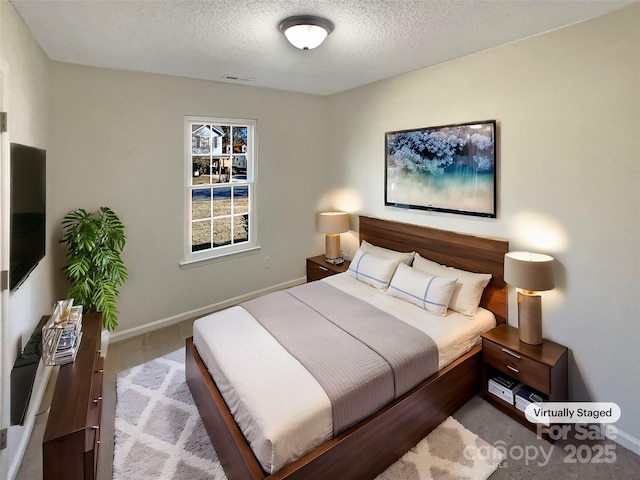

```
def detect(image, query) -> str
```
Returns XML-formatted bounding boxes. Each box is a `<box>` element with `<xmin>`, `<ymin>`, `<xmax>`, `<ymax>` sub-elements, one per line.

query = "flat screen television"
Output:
<box><xmin>10</xmin><ymin>143</ymin><xmax>46</xmax><ymax>292</ymax></box>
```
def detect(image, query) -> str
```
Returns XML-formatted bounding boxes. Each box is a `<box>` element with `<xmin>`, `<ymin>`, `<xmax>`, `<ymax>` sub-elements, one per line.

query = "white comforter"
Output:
<box><xmin>192</xmin><ymin>273</ymin><xmax>495</xmax><ymax>474</ymax></box>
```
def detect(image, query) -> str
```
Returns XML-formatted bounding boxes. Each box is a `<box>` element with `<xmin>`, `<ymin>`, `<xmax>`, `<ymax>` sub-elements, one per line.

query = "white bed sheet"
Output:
<box><xmin>192</xmin><ymin>274</ymin><xmax>496</xmax><ymax>474</ymax></box>
<box><xmin>323</xmin><ymin>274</ymin><xmax>496</xmax><ymax>369</ymax></box>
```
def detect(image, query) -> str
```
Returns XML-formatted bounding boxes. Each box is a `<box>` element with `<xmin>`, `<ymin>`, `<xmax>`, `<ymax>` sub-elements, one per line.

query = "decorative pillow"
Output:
<box><xmin>387</xmin><ymin>263</ymin><xmax>458</xmax><ymax>316</ymax></box>
<box><xmin>412</xmin><ymin>253</ymin><xmax>492</xmax><ymax>317</ymax></box>
<box><xmin>360</xmin><ymin>240</ymin><xmax>414</xmax><ymax>265</ymax></box>
<box><xmin>348</xmin><ymin>249</ymin><xmax>400</xmax><ymax>289</ymax></box>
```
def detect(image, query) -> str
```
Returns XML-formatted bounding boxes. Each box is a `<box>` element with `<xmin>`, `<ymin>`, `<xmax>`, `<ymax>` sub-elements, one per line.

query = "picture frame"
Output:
<box><xmin>385</xmin><ymin>120</ymin><xmax>497</xmax><ymax>218</ymax></box>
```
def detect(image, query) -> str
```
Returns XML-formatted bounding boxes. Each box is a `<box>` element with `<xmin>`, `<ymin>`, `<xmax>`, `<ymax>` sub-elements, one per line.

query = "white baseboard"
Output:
<box><xmin>609</xmin><ymin>425</ymin><xmax>640</xmax><ymax>457</ymax></box>
<box><xmin>110</xmin><ymin>277</ymin><xmax>306</xmax><ymax>343</ymax></box>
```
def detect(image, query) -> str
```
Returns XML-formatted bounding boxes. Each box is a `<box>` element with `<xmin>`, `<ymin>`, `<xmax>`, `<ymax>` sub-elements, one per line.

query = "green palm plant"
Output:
<box><xmin>61</xmin><ymin>207</ymin><xmax>128</xmax><ymax>331</ymax></box>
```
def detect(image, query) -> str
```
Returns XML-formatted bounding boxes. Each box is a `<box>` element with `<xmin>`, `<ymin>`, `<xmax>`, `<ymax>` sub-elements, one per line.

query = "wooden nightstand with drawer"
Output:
<box><xmin>306</xmin><ymin>255</ymin><xmax>350</xmax><ymax>282</ymax></box>
<box><xmin>481</xmin><ymin>324</ymin><xmax>568</xmax><ymax>438</ymax></box>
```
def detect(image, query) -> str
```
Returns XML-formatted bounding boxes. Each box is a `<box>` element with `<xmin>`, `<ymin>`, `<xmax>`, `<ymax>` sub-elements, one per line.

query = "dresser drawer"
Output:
<box><xmin>483</xmin><ymin>339</ymin><xmax>550</xmax><ymax>394</ymax></box>
<box><xmin>306</xmin><ymin>260</ymin><xmax>334</xmax><ymax>281</ymax></box>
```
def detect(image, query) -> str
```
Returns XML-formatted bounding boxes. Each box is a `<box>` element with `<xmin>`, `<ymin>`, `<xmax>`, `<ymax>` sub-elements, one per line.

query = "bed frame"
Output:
<box><xmin>186</xmin><ymin>215</ymin><xmax>508</xmax><ymax>480</ymax></box>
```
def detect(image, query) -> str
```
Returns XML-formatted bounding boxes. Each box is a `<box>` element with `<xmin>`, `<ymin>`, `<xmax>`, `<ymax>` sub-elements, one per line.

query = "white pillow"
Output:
<box><xmin>412</xmin><ymin>253</ymin><xmax>492</xmax><ymax>317</ymax></box>
<box><xmin>348</xmin><ymin>249</ymin><xmax>400</xmax><ymax>289</ymax></box>
<box><xmin>387</xmin><ymin>263</ymin><xmax>458</xmax><ymax>316</ymax></box>
<box><xmin>360</xmin><ymin>240</ymin><xmax>414</xmax><ymax>265</ymax></box>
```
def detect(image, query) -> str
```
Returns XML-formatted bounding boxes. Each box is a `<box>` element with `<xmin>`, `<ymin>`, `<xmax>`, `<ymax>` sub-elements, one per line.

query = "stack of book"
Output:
<box><xmin>487</xmin><ymin>374</ymin><xmax>522</xmax><ymax>405</ymax></box>
<box><xmin>53</xmin><ymin>328</ymin><xmax>83</xmax><ymax>366</ymax></box>
<box><xmin>514</xmin><ymin>385</ymin><xmax>545</xmax><ymax>412</ymax></box>
<box><xmin>42</xmin><ymin>300</ymin><xmax>83</xmax><ymax>366</ymax></box>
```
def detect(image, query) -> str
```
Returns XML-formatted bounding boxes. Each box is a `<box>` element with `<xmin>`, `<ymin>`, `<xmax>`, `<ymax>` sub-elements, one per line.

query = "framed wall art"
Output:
<box><xmin>385</xmin><ymin>120</ymin><xmax>497</xmax><ymax>218</ymax></box>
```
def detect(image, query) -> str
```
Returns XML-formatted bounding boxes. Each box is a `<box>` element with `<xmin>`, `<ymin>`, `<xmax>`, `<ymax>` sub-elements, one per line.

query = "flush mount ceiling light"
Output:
<box><xmin>279</xmin><ymin>15</ymin><xmax>334</xmax><ymax>50</ymax></box>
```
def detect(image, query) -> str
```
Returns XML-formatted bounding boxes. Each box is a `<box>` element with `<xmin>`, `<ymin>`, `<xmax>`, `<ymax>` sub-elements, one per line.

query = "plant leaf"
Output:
<box><xmin>61</xmin><ymin>206</ymin><xmax>127</xmax><ymax>330</ymax></box>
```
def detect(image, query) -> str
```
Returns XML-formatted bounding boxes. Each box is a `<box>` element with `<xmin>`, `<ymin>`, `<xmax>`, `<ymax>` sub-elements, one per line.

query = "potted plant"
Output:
<box><xmin>61</xmin><ymin>207</ymin><xmax>128</xmax><ymax>333</ymax></box>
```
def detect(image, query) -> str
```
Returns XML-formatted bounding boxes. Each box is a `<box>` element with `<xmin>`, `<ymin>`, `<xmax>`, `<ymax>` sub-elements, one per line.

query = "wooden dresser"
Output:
<box><xmin>43</xmin><ymin>312</ymin><xmax>104</xmax><ymax>480</ymax></box>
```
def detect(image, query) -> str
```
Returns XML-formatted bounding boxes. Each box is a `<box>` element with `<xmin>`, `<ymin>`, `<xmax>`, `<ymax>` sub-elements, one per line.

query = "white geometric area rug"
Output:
<box><xmin>113</xmin><ymin>349</ymin><xmax>227</xmax><ymax>479</ymax></box>
<box><xmin>114</xmin><ymin>349</ymin><xmax>504</xmax><ymax>480</ymax></box>
<box><xmin>375</xmin><ymin>416</ymin><xmax>504</xmax><ymax>480</ymax></box>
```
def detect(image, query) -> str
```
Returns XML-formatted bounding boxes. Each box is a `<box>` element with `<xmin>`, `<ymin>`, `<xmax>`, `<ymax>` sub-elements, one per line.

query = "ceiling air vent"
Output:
<box><xmin>221</xmin><ymin>74</ymin><xmax>255</xmax><ymax>82</ymax></box>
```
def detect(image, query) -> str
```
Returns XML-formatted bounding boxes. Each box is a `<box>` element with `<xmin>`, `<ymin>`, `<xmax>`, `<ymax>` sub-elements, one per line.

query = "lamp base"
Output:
<box><xmin>517</xmin><ymin>291</ymin><xmax>543</xmax><ymax>345</ymax></box>
<box><xmin>324</xmin><ymin>234</ymin><xmax>342</xmax><ymax>264</ymax></box>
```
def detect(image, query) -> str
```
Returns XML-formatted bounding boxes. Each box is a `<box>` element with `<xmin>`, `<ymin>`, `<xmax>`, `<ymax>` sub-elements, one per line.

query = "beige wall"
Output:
<box><xmin>327</xmin><ymin>3</ymin><xmax>640</xmax><ymax>452</ymax></box>
<box><xmin>49</xmin><ymin>65</ymin><xmax>329</xmax><ymax>338</ymax></box>
<box><xmin>0</xmin><ymin>1</ymin><xmax>53</xmax><ymax>478</ymax></box>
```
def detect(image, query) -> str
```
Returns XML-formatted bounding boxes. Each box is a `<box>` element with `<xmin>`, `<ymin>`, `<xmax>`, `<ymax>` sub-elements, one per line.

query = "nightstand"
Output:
<box><xmin>306</xmin><ymin>254</ymin><xmax>351</xmax><ymax>282</ymax></box>
<box><xmin>481</xmin><ymin>324</ymin><xmax>568</xmax><ymax>438</ymax></box>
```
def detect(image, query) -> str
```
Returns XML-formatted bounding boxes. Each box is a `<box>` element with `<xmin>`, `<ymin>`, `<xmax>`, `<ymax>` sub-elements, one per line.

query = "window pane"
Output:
<box><xmin>231</xmin><ymin>155</ymin><xmax>247</xmax><ymax>182</ymax></box>
<box><xmin>213</xmin><ymin>187</ymin><xmax>231</xmax><ymax>216</ymax></box>
<box><xmin>192</xmin><ymin>220</ymin><xmax>211</xmax><ymax>252</ymax></box>
<box><xmin>192</xmin><ymin>156</ymin><xmax>211</xmax><ymax>185</ymax></box>
<box><xmin>232</xmin><ymin>126</ymin><xmax>248</xmax><ymax>153</ymax></box>
<box><xmin>213</xmin><ymin>156</ymin><xmax>231</xmax><ymax>183</ymax></box>
<box><xmin>192</xmin><ymin>188</ymin><xmax>211</xmax><ymax>220</ymax></box>
<box><xmin>210</xmin><ymin>157</ymin><xmax>224</xmax><ymax>184</ymax></box>
<box><xmin>233</xmin><ymin>186</ymin><xmax>249</xmax><ymax>214</ymax></box>
<box><xmin>220</xmin><ymin>125</ymin><xmax>231</xmax><ymax>154</ymax></box>
<box><xmin>210</xmin><ymin>125</ymin><xmax>223</xmax><ymax>155</ymax></box>
<box><xmin>213</xmin><ymin>217</ymin><xmax>231</xmax><ymax>247</ymax></box>
<box><xmin>192</xmin><ymin>124</ymin><xmax>212</xmax><ymax>154</ymax></box>
<box><xmin>234</xmin><ymin>215</ymin><xmax>249</xmax><ymax>243</ymax></box>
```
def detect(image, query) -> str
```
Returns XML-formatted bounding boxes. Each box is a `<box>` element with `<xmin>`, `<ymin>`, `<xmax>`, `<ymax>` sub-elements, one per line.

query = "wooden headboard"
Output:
<box><xmin>358</xmin><ymin>216</ymin><xmax>509</xmax><ymax>324</ymax></box>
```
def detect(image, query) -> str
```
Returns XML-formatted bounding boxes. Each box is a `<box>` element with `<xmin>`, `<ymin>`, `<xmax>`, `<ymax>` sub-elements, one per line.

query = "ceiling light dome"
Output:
<box><xmin>279</xmin><ymin>15</ymin><xmax>334</xmax><ymax>50</ymax></box>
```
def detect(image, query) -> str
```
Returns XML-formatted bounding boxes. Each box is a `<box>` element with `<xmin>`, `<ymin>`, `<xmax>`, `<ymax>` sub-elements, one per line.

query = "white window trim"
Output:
<box><xmin>181</xmin><ymin>116</ymin><xmax>259</xmax><ymax>267</ymax></box>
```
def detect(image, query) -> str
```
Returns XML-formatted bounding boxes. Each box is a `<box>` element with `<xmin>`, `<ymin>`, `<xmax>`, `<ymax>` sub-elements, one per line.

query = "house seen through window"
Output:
<box><xmin>185</xmin><ymin>117</ymin><xmax>257</xmax><ymax>263</ymax></box>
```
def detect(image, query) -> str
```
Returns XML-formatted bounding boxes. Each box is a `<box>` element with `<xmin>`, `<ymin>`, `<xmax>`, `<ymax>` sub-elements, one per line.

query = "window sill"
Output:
<box><xmin>179</xmin><ymin>245</ymin><xmax>262</xmax><ymax>269</ymax></box>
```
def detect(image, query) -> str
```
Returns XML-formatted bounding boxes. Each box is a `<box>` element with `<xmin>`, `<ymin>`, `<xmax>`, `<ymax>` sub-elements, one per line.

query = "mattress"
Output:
<box><xmin>192</xmin><ymin>273</ymin><xmax>496</xmax><ymax>474</ymax></box>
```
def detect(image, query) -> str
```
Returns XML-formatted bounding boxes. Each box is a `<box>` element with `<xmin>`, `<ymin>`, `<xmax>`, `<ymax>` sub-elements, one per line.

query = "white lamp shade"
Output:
<box><xmin>284</xmin><ymin>24</ymin><xmax>328</xmax><ymax>49</ymax></box>
<box><xmin>316</xmin><ymin>212</ymin><xmax>349</xmax><ymax>234</ymax></box>
<box><xmin>279</xmin><ymin>15</ymin><xmax>333</xmax><ymax>50</ymax></box>
<box><xmin>504</xmin><ymin>252</ymin><xmax>555</xmax><ymax>292</ymax></box>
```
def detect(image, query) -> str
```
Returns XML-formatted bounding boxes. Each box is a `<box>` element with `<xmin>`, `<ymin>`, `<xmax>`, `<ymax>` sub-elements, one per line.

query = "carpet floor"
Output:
<box><xmin>114</xmin><ymin>349</ymin><xmax>504</xmax><ymax>480</ymax></box>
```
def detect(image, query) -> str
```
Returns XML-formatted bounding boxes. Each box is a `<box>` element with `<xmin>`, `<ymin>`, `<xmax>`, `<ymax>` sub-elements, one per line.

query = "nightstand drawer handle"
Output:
<box><xmin>507</xmin><ymin>365</ymin><xmax>520</xmax><ymax>374</ymax></box>
<box><xmin>502</xmin><ymin>348</ymin><xmax>521</xmax><ymax>359</ymax></box>
<box><xmin>318</xmin><ymin>266</ymin><xmax>329</xmax><ymax>272</ymax></box>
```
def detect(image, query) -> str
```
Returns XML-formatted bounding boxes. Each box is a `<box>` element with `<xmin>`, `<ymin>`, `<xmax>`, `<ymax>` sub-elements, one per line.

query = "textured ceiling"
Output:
<box><xmin>10</xmin><ymin>0</ymin><xmax>634</xmax><ymax>96</ymax></box>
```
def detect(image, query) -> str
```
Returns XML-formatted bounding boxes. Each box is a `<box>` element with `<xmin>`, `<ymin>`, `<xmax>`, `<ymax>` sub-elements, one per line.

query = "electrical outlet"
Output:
<box><xmin>263</xmin><ymin>256</ymin><xmax>270</xmax><ymax>269</ymax></box>
<box><xmin>0</xmin><ymin>428</ymin><xmax>7</xmax><ymax>450</ymax></box>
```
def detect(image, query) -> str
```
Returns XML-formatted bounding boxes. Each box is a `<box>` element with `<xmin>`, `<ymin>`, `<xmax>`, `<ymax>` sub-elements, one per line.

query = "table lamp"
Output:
<box><xmin>316</xmin><ymin>212</ymin><xmax>349</xmax><ymax>264</ymax></box>
<box><xmin>504</xmin><ymin>251</ymin><xmax>555</xmax><ymax>345</ymax></box>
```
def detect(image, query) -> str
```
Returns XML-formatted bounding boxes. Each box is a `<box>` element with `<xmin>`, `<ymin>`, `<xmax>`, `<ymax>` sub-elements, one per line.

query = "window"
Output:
<box><xmin>184</xmin><ymin>116</ymin><xmax>258</xmax><ymax>264</ymax></box>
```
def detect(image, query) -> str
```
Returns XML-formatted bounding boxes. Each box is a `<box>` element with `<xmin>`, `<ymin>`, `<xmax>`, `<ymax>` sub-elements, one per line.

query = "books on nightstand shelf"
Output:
<box><xmin>514</xmin><ymin>385</ymin><xmax>546</xmax><ymax>412</ymax></box>
<box><xmin>487</xmin><ymin>374</ymin><xmax>522</xmax><ymax>405</ymax></box>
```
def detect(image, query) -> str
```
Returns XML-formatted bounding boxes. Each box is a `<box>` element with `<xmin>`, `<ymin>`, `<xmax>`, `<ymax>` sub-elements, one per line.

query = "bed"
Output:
<box><xmin>186</xmin><ymin>215</ymin><xmax>509</xmax><ymax>480</ymax></box>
